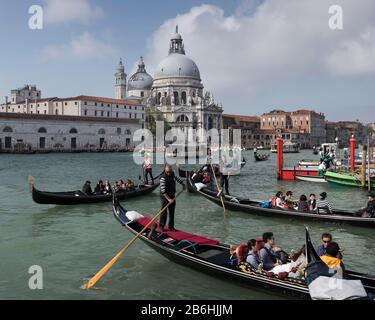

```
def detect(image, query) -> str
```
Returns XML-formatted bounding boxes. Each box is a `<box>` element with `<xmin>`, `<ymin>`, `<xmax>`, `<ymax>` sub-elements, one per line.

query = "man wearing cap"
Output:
<box><xmin>82</xmin><ymin>181</ymin><xmax>93</xmax><ymax>195</ymax></box>
<box><xmin>314</xmin><ymin>192</ymin><xmax>332</xmax><ymax>214</ymax></box>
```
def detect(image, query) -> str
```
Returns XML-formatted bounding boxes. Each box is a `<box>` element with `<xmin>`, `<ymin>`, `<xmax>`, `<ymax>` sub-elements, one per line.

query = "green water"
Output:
<box><xmin>0</xmin><ymin>151</ymin><xmax>374</xmax><ymax>300</ymax></box>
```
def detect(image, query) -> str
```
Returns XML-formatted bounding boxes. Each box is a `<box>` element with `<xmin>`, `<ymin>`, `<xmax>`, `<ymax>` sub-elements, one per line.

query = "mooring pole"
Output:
<box><xmin>277</xmin><ymin>136</ymin><xmax>283</xmax><ymax>180</ymax></box>
<box><xmin>350</xmin><ymin>134</ymin><xmax>356</xmax><ymax>172</ymax></box>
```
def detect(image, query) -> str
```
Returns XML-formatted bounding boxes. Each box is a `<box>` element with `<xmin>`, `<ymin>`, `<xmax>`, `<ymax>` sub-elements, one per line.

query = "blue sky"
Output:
<box><xmin>0</xmin><ymin>0</ymin><xmax>374</xmax><ymax>122</ymax></box>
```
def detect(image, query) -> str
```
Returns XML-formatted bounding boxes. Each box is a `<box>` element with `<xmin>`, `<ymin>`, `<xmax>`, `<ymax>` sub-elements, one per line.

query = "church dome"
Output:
<box><xmin>128</xmin><ymin>57</ymin><xmax>153</xmax><ymax>90</ymax></box>
<box><xmin>153</xmin><ymin>26</ymin><xmax>201</xmax><ymax>81</ymax></box>
<box><xmin>154</xmin><ymin>54</ymin><xmax>201</xmax><ymax>80</ymax></box>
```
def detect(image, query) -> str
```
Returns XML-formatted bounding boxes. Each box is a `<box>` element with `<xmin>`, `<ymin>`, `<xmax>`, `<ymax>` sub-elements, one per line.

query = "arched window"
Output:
<box><xmin>38</xmin><ymin>127</ymin><xmax>47</xmax><ymax>133</ymax></box>
<box><xmin>181</xmin><ymin>92</ymin><xmax>187</xmax><ymax>105</ymax></box>
<box><xmin>3</xmin><ymin>126</ymin><xmax>13</xmax><ymax>133</ymax></box>
<box><xmin>69</xmin><ymin>128</ymin><xmax>78</xmax><ymax>134</ymax></box>
<box><xmin>176</xmin><ymin>115</ymin><xmax>189</xmax><ymax>123</ymax></box>
<box><xmin>157</xmin><ymin>92</ymin><xmax>162</xmax><ymax>104</ymax></box>
<box><xmin>208</xmin><ymin>116</ymin><xmax>213</xmax><ymax>130</ymax></box>
<box><xmin>126</xmin><ymin>129</ymin><xmax>132</xmax><ymax>135</ymax></box>
<box><xmin>173</xmin><ymin>91</ymin><xmax>179</xmax><ymax>105</ymax></box>
<box><xmin>98</xmin><ymin>129</ymin><xmax>106</xmax><ymax>135</ymax></box>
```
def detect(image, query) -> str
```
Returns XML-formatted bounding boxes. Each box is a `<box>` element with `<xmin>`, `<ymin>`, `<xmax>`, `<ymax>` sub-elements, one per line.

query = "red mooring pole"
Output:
<box><xmin>350</xmin><ymin>134</ymin><xmax>356</xmax><ymax>172</ymax></box>
<box><xmin>277</xmin><ymin>136</ymin><xmax>283</xmax><ymax>180</ymax></box>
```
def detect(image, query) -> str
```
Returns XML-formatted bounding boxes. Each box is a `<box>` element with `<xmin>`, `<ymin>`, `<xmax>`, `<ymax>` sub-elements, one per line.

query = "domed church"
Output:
<box><xmin>117</xmin><ymin>26</ymin><xmax>223</xmax><ymax>135</ymax></box>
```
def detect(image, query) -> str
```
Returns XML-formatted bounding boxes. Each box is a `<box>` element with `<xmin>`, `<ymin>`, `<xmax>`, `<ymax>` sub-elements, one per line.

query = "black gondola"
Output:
<box><xmin>112</xmin><ymin>198</ymin><xmax>375</xmax><ymax>299</ymax></box>
<box><xmin>32</xmin><ymin>178</ymin><xmax>160</xmax><ymax>205</ymax></box>
<box><xmin>254</xmin><ymin>153</ymin><xmax>270</xmax><ymax>162</ymax></box>
<box><xmin>186</xmin><ymin>173</ymin><xmax>375</xmax><ymax>228</ymax></box>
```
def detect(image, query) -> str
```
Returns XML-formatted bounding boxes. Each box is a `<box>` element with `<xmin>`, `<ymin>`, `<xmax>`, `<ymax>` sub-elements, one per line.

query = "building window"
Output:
<box><xmin>84</xmin><ymin>102</ymin><xmax>87</xmax><ymax>105</ymax></box>
<box><xmin>181</xmin><ymin>92</ymin><xmax>187</xmax><ymax>104</ymax></box>
<box><xmin>84</xmin><ymin>110</ymin><xmax>87</xmax><ymax>116</ymax></box>
<box><xmin>101</xmin><ymin>103</ymin><xmax>104</xmax><ymax>107</ymax></box>
<box><xmin>70</xmin><ymin>128</ymin><xmax>78</xmax><ymax>134</ymax></box>
<box><xmin>95</xmin><ymin>103</ymin><xmax>97</xmax><ymax>106</ymax></box>
<box><xmin>177</xmin><ymin>115</ymin><xmax>189</xmax><ymax>122</ymax></box>
<box><xmin>75</xmin><ymin>102</ymin><xmax>78</xmax><ymax>105</ymax></box>
<box><xmin>38</xmin><ymin>127</ymin><xmax>47</xmax><ymax>133</ymax></box>
<box><xmin>129</xmin><ymin>106</ymin><xmax>132</xmax><ymax>110</ymax></box>
<box><xmin>107</xmin><ymin>112</ymin><xmax>110</xmax><ymax>117</ymax></box>
<box><xmin>98</xmin><ymin>129</ymin><xmax>106</xmax><ymax>135</ymax></box>
<box><xmin>116</xmin><ymin>112</ymin><xmax>119</xmax><ymax>118</ymax></box>
<box><xmin>95</xmin><ymin>111</ymin><xmax>97</xmax><ymax>116</ymax></box>
<box><xmin>65</xmin><ymin>102</ymin><xmax>67</xmax><ymax>106</ymax></box>
<box><xmin>141</xmin><ymin>91</ymin><xmax>144</xmax><ymax>97</ymax></box>
<box><xmin>101</xmin><ymin>111</ymin><xmax>104</xmax><ymax>117</ymax></box>
<box><xmin>55</xmin><ymin>110</ymin><xmax>58</xmax><ymax>115</ymax></box>
<box><xmin>44</xmin><ymin>110</ymin><xmax>47</xmax><ymax>114</ymax></box>
<box><xmin>117</xmin><ymin>128</ymin><xmax>121</xmax><ymax>135</ymax></box>
<box><xmin>126</xmin><ymin>129</ymin><xmax>131</xmax><ymax>135</ymax></box>
<box><xmin>3</xmin><ymin>126</ymin><xmax>13</xmax><ymax>133</ymax></box>
<box><xmin>129</xmin><ymin>113</ymin><xmax>132</xmax><ymax>119</ymax></box>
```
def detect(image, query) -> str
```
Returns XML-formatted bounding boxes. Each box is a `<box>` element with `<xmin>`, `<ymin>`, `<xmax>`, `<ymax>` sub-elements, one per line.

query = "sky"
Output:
<box><xmin>0</xmin><ymin>0</ymin><xmax>374</xmax><ymax>123</ymax></box>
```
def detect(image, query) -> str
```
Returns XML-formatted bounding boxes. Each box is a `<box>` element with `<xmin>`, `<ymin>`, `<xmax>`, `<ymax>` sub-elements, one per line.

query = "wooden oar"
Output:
<box><xmin>82</xmin><ymin>190</ymin><xmax>184</xmax><ymax>290</ymax></box>
<box><xmin>211</xmin><ymin>165</ymin><xmax>226</xmax><ymax>213</ymax></box>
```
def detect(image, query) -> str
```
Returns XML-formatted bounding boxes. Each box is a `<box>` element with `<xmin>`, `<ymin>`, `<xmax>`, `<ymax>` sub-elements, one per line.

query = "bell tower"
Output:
<box><xmin>115</xmin><ymin>58</ymin><xmax>126</xmax><ymax>99</ymax></box>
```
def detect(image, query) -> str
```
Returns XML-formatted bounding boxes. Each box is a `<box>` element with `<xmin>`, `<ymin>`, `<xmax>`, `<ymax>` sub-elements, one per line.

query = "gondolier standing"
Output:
<box><xmin>159</xmin><ymin>164</ymin><xmax>186</xmax><ymax>232</ymax></box>
<box><xmin>220</xmin><ymin>155</ymin><xmax>230</xmax><ymax>195</ymax></box>
<box><xmin>143</xmin><ymin>154</ymin><xmax>154</xmax><ymax>185</ymax></box>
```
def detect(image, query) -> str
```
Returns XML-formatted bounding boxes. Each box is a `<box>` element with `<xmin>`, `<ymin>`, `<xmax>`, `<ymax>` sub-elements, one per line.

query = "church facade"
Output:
<box><xmin>124</xmin><ymin>27</ymin><xmax>223</xmax><ymax>137</ymax></box>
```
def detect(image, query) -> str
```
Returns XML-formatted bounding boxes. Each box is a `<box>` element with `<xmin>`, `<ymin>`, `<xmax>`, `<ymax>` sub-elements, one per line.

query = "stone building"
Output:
<box><xmin>326</xmin><ymin>121</ymin><xmax>366</xmax><ymax>147</ymax></box>
<box><xmin>260</xmin><ymin>109</ymin><xmax>326</xmax><ymax>147</ymax></box>
<box><xmin>0</xmin><ymin>112</ymin><xmax>142</xmax><ymax>153</ymax></box>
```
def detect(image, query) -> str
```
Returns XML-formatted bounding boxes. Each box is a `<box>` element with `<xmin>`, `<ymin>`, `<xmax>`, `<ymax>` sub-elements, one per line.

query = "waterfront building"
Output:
<box><xmin>130</xmin><ymin>26</ymin><xmax>223</xmax><ymax>136</ymax></box>
<box><xmin>260</xmin><ymin>109</ymin><xmax>326</xmax><ymax>147</ymax></box>
<box><xmin>326</xmin><ymin>121</ymin><xmax>366</xmax><ymax>147</ymax></box>
<box><xmin>0</xmin><ymin>112</ymin><xmax>142</xmax><ymax>153</ymax></box>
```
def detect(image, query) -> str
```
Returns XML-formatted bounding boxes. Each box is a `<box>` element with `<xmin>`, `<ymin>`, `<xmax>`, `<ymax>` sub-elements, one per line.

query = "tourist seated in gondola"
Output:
<box><xmin>320</xmin><ymin>241</ymin><xmax>345</xmax><ymax>272</ymax></box>
<box><xmin>308</xmin><ymin>193</ymin><xmax>317</xmax><ymax>211</ymax></box>
<box><xmin>259</xmin><ymin>232</ymin><xmax>282</xmax><ymax>271</ymax></box>
<box><xmin>103</xmin><ymin>180</ymin><xmax>112</xmax><ymax>194</ymax></box>
<box><xmin>296</xmin><ymin>194</ymin><xmax>309</xmax><ymax>212</ymax></box>
<box><xmin>272</xmin><ymin>191</ymin><xmax>289</xmax><ymax>209</ymax></box>
<box><xmin>82</xmin><ymin>181</ymin><xmax>93</xmax><ymax>196</ymax></box>
<box><xmin>94</xmin><ymin>180</ymin><xmax>104</xmax><ymax>194</ymax></box>
<box><xmin>246</xmin><ymin>239</ymin><xmax>260</xmax><ymax>269</ymax></box>
<box><xmin>354</xmin><ymin>193</ymin><xmax>375</xmax><ymax>218</ymax></box>
<box><xmin>316</xmin><ymin>233</ymin><xmax>343</xmax><ymax>259</ymax></box>
<box><xmin>125</xmin><ymin>179</ymin><xmax>135</xmax><ymax>190</ymax></box>
<box><xmin>314</xmin><ymin>192</ymin><xmax>332</xmax><ymax>214</ymax></box>
<box><xmin>191</xmin><ymin>170</ymin><xmax>204</xmax><ymax>184</ymax></box>
<box><xmin>284</xmin><ymin>191</ymin><xmax>296</xmax><ymax>209</ymax></box>
<box><xmin>119</xmin><ymin>180</ymin><xmax>126</xmax><ymax>190</ymax></box>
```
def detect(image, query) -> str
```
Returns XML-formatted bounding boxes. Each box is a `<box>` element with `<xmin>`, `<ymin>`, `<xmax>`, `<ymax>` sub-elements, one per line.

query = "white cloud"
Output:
<box><xmin>43</xmin><ymin>32</ymin><xmax>118</xmax><ymax>61</ymax></box>
<box><xmin>142</xmin><ymin>0</ymin><xmax>375</xmax><ymax>114</ymax></box>
<box><xmin>44</xmin><ymin>0</ymin><xmax>104</xmax><ymax>25</ymax></box>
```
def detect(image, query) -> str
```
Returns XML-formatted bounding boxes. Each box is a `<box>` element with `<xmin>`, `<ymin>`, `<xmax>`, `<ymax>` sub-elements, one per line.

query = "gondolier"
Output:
<box><xmin>220</xmin><ymin>155</ymin><xmax>230</xmax><ymax>195</ymax></box>
<box><xmin>159</xmin><ymin>164</ymin><xmax>185</xmax><ymax>232</ymax></box>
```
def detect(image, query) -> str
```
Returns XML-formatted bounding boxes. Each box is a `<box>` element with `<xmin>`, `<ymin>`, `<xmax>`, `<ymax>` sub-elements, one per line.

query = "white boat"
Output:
<box><xmin>271</xmin><ymin>142</ymin><xmax>300</xmax><ymax>153</ymax></box>
<box><xmin>295</xmin><ymin>174</ymin><xmax>327</xmax><ymax>183</ymax></box>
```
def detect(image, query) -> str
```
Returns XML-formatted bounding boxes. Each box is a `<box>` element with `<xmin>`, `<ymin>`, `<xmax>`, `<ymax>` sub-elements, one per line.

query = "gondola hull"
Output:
<box><xmin>186</xmin><ymin>173</ymin><xmax>375</xmax><ymax>228</ymax></box>
<box><xmin>113</xmin><ymin>199</ymin><xmax>375</xmax><ymax>299</ymax></box>
<box><xmin>32</xmin><ymin>182</ymin><xmax>159</xmax><ymax>205</ymax></box>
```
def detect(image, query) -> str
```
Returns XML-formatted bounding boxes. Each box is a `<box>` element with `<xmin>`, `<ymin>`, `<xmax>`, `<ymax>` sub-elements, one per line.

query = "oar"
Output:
<box><xmin>211</xmin><ymin>165</ymin><xmax>226</xmax><ymax>213</ymax></box>
<box><xmin>82</xmin><ymin>190</ymin><xmax>184</xmax><ymax>290</ymax></box>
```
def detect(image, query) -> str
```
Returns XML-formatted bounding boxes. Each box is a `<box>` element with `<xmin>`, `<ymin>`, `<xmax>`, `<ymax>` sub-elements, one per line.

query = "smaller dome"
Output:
<box><xmin>128</xmin><ymin>57</ymin><xmax>153</xmax><ymax>91</ymax></box>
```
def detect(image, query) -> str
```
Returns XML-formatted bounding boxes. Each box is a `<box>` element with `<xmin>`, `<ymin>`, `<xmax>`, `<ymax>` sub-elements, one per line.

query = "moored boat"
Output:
<box><xmin>324</xmin><ymin>171</ymin><xmax>375</xmax><ymax>189</ymax></box>
<box><xmin>295</xmin><ymin>174</ymin><xmax>327</xmax><ymax>183</ymax></box>
<box><xmin>112</xmin><ymin>198</ymin><xmax>375</xmax><ymax>299</ymax></box>
<box><xmin>31</xmin><ymin>176</ymin><xmax>160</xmax><ymax>205</ymax></box>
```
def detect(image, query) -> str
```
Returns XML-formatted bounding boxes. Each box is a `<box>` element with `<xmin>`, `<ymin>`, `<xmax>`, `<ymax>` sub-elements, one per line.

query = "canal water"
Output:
<box><xmin>0</xmin><ymin>151</ymin><xmax>374</xmax><ymax>299</ymax></box>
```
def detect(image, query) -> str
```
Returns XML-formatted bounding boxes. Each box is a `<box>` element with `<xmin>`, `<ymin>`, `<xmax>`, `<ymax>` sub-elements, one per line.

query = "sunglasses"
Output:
<box><xmin>322</xmin><ymin>240</ymin><xmax>331</xmax><ymax>243</ymax></box>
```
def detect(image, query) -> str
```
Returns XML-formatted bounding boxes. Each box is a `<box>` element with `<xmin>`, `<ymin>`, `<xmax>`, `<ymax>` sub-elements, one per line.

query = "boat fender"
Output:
<box><xmin>125</xmin><ymin>210</ymin><xmax>144</xmax><ymax>221</ymax></box>
<box><xmin>236</xmin><ymin>243</ymin><xmax>248</xmax><ymax>264</ymax></box>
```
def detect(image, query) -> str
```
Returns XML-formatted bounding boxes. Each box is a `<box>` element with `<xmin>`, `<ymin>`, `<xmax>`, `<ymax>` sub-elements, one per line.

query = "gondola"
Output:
<box><xmin>186</xmin><ymin>174</ymin><xmax>375</xmax><ymax>228</ymax></box>
<box><xmin>31</xmin><ymin>176</ymin><xmax>160</xmax><ymax>205</ymax></box>
<box><xmin>254</xmin><ymin>153</ymin><xmax>269</xmax><ymax>162</ymax></box>
<box><xmin>112</xmin><ymin>198</ymin><xmax>375</xmax><ymax>299</ymax></box>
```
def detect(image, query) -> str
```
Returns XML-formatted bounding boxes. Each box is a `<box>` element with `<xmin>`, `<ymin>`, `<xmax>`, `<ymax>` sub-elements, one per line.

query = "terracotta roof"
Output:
<box><xmin>223</xmin><ymin>114</ymin><xmax>260</xmax><ymax>122</ymax></box>
<box><xmin>0</xmin><ymin>112</ymin><xmax>141</xmax><ymax>124</ymax></box>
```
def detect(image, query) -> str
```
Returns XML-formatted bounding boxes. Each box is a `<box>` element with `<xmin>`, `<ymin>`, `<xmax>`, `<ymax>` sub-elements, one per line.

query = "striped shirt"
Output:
<box><xmin>160</xmin><ymin>173</ymin><xmax>184</xmax><ymax>196</ymax></box>
<box><xmin>315</xmin><ymin>199</ymin><xmax>333</xmax><ymax>214</ymax></box>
